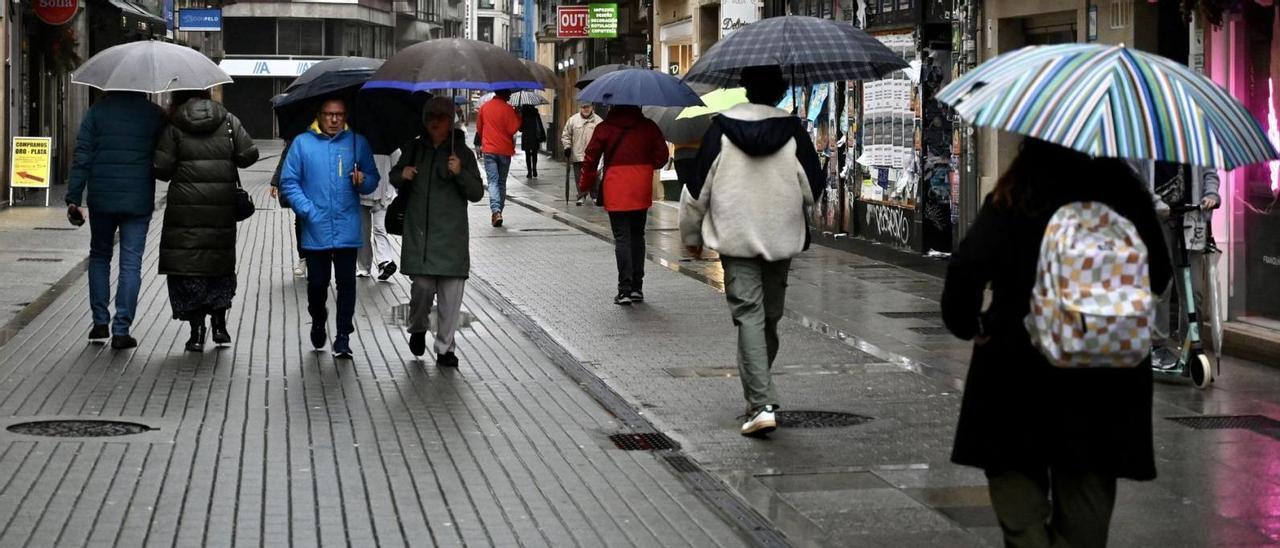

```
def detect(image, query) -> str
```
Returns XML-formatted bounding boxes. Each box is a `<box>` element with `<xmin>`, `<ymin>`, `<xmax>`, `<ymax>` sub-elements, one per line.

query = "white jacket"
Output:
<box><xmin>561</xmin><ymin>112</ymin><xmax>603</xmax><ymax>162</ymax></box>
<box><xmin>679</xmin><ymin>103</ymin><xmax>815</xmax><ymax>261</ymax></box>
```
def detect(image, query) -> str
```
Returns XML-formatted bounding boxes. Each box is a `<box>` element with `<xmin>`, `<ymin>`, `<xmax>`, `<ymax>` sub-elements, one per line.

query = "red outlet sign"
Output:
<box><xmin>558</xmin><ymin>6</ymin><xmax>588</xmax><ymax>38</ymax></box>
<box><xmin>34</xmin><ymin>0</ymin><xmax>78</xmax><ymax>25</ymax></box>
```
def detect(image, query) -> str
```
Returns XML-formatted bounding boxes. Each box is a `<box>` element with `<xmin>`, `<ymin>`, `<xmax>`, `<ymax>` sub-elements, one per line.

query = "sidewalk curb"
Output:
<box><xmin>505</xmin><ymin>194</ymin><xmax>963</xmax><ymax>385</ymax></box>
<box><xmin>469</xmin><ymin>274</ymin><xmax>791</xmax><ymax>548</ymax></box>
<box><xmin>0</xmin><ymin>255</ymin><xmax>90</xmax><ymax>350</ymax></box>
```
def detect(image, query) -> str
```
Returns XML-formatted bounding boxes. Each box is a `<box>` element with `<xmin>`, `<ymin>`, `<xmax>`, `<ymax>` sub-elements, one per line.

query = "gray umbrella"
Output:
<box><xmin>521</xmin><ymin>59</ymin><xmax>561</xmax><ymax>89</ymax></box>
<box><xmin>643</xmin><ymin>105</ymin><xmax>712</xmax><ymax>144</ymax></box>
<box><xmin>71</xmin><ymin>40</ymin><xmax>231</xmax><ymax>93</ymax></box>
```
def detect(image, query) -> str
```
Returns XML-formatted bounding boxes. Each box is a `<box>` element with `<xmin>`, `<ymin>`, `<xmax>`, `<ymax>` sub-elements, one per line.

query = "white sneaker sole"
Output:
<box><xmin>741</xmin><ymin>419</ymin><xmax>777</xmax><ymax>437</ymax></box>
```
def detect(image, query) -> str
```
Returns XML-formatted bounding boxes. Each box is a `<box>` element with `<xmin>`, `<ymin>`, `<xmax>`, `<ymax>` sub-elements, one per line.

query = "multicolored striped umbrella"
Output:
<box><xmin>938</xmin><ymin>44</ymin><xmax>1278</xmax><ymax>170</ymax></box>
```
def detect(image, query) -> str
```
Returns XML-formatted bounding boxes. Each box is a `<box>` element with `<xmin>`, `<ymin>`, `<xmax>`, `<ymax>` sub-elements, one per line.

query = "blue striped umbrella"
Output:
<box><xmin>938</xmin><ymin>44</ymin><xmax>1278</xmax><ymax>170</ymax></box>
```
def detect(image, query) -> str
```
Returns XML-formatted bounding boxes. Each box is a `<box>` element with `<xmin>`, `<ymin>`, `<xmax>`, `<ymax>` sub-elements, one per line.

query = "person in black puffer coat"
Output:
<box><xmin>154</xmin><ymin>90</ymin><xmax>259</xmax><ymax>352</ymax></box>
<box><xmin>519</xmin><ymin>104</ymin><xmax>545</xmax><ymax>178</ymax></box>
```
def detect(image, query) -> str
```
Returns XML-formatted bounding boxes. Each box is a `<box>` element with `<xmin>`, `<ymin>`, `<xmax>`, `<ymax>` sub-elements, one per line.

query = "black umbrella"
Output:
<box><xmin>521</xmin><ymin>58</ymin><xmax>561</xmax><ymax>89</ymax></box>
<box><xmin>286</xmin><ymin>56</ymin><xmax>383</xmax><ymax>92</ymax></box>
<box><xmin>682</xmin><ymin>16</ymin><xmax>908</xmax><ymax>87</ymax></box>
<box><xmin>643</xmin><ymin>106</ymin><xmax>713</xmax><ymax>145</ymax></box>
<box><xmin>273</xmin><ymin>68</ymin><xmax>422</xmax><ymax>154</ymax></box>
<box><xmin>574</xmin><ymin>64</ymin><xmax>636</xmax><ymax>90</ymax></box>
<box><xmin>361</xmin><ymin>38</ymin><xmax>539</xmax><ymax>153</ymax></box>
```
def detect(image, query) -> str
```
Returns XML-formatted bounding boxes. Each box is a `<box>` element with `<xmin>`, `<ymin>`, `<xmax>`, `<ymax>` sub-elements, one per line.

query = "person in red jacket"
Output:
<box><xmin>476</xmin><ymin>90</ymin><xmax>523</xmax><ymax>227</ymax></box>
<box><xmin>580</xmin><ymin>105</ymin><xmax>669</xmax><ymax>305</ymax></box>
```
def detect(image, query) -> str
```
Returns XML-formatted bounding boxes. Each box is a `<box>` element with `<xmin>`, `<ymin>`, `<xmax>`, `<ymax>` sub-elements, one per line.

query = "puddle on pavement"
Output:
<box><xmin>386</xmin><ymin>303</ymin><xmax>477</xmax><ymax>328</ymax></box>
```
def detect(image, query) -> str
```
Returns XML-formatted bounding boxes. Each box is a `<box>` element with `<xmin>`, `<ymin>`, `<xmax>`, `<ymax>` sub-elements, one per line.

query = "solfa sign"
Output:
<box><xmin>34</xmin><ymin>0</ymin><xmax>78</xmax><ymax>25</ymax></box>
<box><xmin>557</xmin><ymin>6</ymin><xmax>588</xmax><ymax>38</ymax></box>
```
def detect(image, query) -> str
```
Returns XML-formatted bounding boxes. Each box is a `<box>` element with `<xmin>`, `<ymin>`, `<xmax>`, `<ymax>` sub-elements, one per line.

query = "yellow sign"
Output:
<box><xmin>11</xmin><ymin>137</ymin><xmax>51</xmax><ymax>189</ymax></box>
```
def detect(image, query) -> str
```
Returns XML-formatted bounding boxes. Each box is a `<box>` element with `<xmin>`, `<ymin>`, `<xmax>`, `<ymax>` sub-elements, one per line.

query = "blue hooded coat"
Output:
<box><xmin>279</xmin><ymin>123</ymin><xmax>380</xmax><ymax>251</ymax></box>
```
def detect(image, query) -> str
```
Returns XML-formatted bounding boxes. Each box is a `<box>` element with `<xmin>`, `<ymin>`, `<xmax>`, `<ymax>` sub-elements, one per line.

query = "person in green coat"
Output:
<box><xmin>390</xmin><ymin>96</ymin><xmax>485</xmax><ymax>365</ymax></box>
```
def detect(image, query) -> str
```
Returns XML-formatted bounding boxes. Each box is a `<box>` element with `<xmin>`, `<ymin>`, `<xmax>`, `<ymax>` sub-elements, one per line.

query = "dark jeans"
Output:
<box><xmin>294</xmin><ymin>218</ymin><xmax>304</xmax><ymax>259</ymax></box>
<box><xmin>305</xmin><ymin>248</ymin><xmax>358</xmax><ymax>336</ymax></box>
<box><xmin>88</xmin><ymin>211</ymin><xmax>151</xmax><ymax>335</ymax></box>
<box><xmin>608</xmin><ymin>210</ymin><xmax>647</xmax><ymax>293</ymax></box>
<box><xmin>985</xmin><ymin>468</ymin><xmax>1118</xmax><ymax>548</ymax></box>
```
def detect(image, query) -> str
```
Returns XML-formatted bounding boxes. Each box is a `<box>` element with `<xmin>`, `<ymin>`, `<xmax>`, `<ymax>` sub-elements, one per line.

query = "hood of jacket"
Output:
<box><xmin>602</xmin><ymin>106</ymin><xmax>648</xmax><ymax>129</ymax></box>
<box><xmin>172</xmin><ymin>98</ymin><xmax>229</xmax><ymax>135</ymax></box>
<box><xmin>714</xmin><ymin>103</ymin><xmax>803</xmax><ymax>157</ymax></box>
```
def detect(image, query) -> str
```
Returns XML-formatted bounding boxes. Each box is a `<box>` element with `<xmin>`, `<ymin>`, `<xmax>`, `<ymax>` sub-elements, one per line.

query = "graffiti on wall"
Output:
<box><xmin>864</xmin><ymin>202</ymin><xmax>912</xmax><ymax>248</ymax></box>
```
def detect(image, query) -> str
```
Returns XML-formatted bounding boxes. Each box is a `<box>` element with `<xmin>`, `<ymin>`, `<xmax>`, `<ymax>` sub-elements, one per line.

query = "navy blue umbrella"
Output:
<box><xmin>577</xmin><ymin>70</ymin><xmax>704</xmax><ymax>107</ymax></box>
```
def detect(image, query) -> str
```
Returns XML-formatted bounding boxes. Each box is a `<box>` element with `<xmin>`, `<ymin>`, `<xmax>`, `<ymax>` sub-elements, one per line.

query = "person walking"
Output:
<box><xmin>519</xmin><ymin>104</ymin><xmax>546</xmax><ymax>178</ymax></box>
<box><xmin>476</xmin><ymin>89</ymin><xmax>521</xmax><ymax>227</ymax></box>
<box><xmin>65</xmin><ymin>91</ymin><xmax>167</xmax><ymax>350</ymax></box>
<box><xmin>390</xmin><ymin>97</ymin><xmax>485</xmax><ymax>366</ymax></box>
<box><xmin>580</xmin><ymin>104</ymin><xmax>669</xmax><ymax>306</ymax></box>
<box><xmin>279</xmin><ymin>98</ymin><xmax>380</xmax><ymax>359</ymax></box>
<box><xmin>678</xmin><ymin>65</ymin><xmax>823</xmax><ymax>437</ymax></box>
<box><xmin>561</xmin><ymin>101</ymin><xmax>603</xmax><ymax>206</ymax></box>
<box><xmin>154</xmin><ymin>90</ymin><xmax>259</xmax><ymax>352</ymax></box>
<box><xmin>941</xmin><ymin>139</ymin><xmax>1172</xmax><ymax>547</ymax></box>
<box><xmin>356</xmin><ymin>152</ymin><xmax>399</xmax><ymax>281</ymax></box>
<box><xmin>271</xmin><ymin>138</ymin><xmax>308</xmax><ymax>278</ymax></box>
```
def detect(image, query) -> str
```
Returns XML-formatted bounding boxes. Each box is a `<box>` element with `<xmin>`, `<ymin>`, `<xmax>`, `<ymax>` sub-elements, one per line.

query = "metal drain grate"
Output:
<box><xmin>33</xmin><ymin>227</ymin><xmax>77</xmax><ymax>231</ymax></box>
<box><xmin>1167</xmin><ymin>415</ymin><xmax>1280</xmax><ymax>432</ymax></box>
<box><xmin>7</xmin><ymin>420</ymin><xmax>153</xmax><ymax>437</ymax></box>
<box><xmin>664</xmin><ymin>455</ymin><xmax>701</xmax><ymax>473</ymax></box>
<box><xmin>776</xmin><ymin>411</ymin><xmax>874</xmax><ymax>429</ymax></box>
<box><xmin>909</xmin><ymin>326</ymin><xmax>952</xmax><ymax>336</ymax></box>
<box><xmin>608</xmin><ymin>432</ymin><xmax>678</xmax><ymax>451</ymax></box>
<box><xmin>17</xmin><ymin>257</ymin><xmax>63</xmax><ymax>263</ymax></box>
<box><xmin>880</xmin><ymin>311</ymin><xmax>940</xmax><ymax>319</ymax></box>
<box><xmin>515</xmin><ymin>228</ymin><xmax>569</xmax><ymax>233</ymax></box>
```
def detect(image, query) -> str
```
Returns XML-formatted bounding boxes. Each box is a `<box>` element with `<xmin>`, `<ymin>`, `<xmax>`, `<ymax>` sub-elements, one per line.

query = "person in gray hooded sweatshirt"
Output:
<box><xmin>680</xmin><ymin>65</ymin><xmax>824</xmax><ymax>438</ymax></box>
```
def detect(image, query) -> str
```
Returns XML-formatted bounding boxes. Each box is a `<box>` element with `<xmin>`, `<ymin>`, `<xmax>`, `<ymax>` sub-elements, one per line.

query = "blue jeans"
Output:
<box><xmin>88</xmin><ymin>212</ymin><xmax>152</xmax><ymax>336</ymax></box>
<box><xmin>484</xmin><ymin>153</ymin><xmax>512</xmax><ymax>213</ymax></box>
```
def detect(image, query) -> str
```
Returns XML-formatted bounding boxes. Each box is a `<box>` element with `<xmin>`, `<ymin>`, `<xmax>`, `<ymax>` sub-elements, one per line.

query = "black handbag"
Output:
<box><xmin>387</xmin><ymin>138</ymin><xmax>420</xmax><ymax>236</ymax></box>
<box><xmin>227</xmin><ymin>119</ymin><xmax>254</xmax><ymax>222</ymax></box>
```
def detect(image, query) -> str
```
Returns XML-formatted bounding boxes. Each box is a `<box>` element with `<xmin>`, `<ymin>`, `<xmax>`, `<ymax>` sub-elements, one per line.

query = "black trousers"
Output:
<box><xmin>305</xmin><ymin>248</ymin><xmax>358</xmax><ymax>336</ymax></box>
<box><xmin>524</xmin><ymin>151</ymin><xmax>539</xmax><ymax>176</ymax></box>
<box><xmin>608</xmin><ymin>210</ymin><xmax>647</xmax><ymax>293</ymax></box>
<box><xmin>985</xmin><ymin>467</ymin><xmax>1118</xmax><ymax>548</ymax></box>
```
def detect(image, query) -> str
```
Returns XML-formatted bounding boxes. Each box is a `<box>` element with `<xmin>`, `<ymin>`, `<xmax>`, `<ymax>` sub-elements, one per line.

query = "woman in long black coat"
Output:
<box><xmin>155</xmin><ymin>90</ymin><xmax>258</xmax><ymax>352</ymax></box>
<box><xmin>941</xmin><ymin>139</ymin><xmax>1172</xmax><ymax>547</ymax></box>
<box><xmin>520</xmin><ymin>104</ymin><xmax>545</xmax><ymax>178</ymax></box>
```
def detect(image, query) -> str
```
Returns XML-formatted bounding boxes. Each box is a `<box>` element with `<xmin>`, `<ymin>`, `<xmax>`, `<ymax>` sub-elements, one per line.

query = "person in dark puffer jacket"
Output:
<box><xmin>66</xmin><ymin>91</ymin><xmax>167</xmax><ymax>350</ymax></box>
<box><xmin>154</xmin><ymin>90</ymin><xmax>259</xmax><ymax>353</ymax></box>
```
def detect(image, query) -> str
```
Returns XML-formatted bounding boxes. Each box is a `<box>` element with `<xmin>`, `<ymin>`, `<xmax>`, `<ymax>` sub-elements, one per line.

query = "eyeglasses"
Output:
<box><xmin>320</xmin><ymin>112</ymin><xmax>347</xmax><ymax>119</ymax></box>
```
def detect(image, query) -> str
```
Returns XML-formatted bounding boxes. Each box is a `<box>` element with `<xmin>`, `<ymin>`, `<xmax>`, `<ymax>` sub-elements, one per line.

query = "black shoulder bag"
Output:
<box><xmin>228</xmin><ymin>119</ymin><xmax>255</xmax><ymax>222</ymax></box>
<box><xmin>386</xmin><ymin>138</ymin><xmax>420</xmax><ymax>236</ymax></box>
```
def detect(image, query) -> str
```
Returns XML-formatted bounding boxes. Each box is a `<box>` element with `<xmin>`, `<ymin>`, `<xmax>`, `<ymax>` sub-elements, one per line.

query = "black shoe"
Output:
<box><xmin>310</xmin><ymin>323</ymin><xmax>326</xmax><ymax>350</ymax></box>
<box><xmin>436</xmin><ymin>352</ymin><xmax>459</xmax><ymax>367</ymax></box>
<box><xmin>377</xmin><ymin>261</ymin><xmax>398</xmax><ymax>281</ymax></box>
<box><xmin>185</xmin><ymin>323</ymin><xmax>207</xmax><ymax>353</ymax></box>
<box><xmin>629</xmin><ymin>290</ymin><xmax>644</xmax><ymax>303</ymax></box>
<box><xmin>409</xmin><ymin>332</ymin><xmax>426</xmax><ymax>357</ymax></box>
<box><xmin>332</xmin><ymin>335</ymin><xmax>352</xmax><ymax>359</ymax></box>
<box><xmin>613</xmin><ymin>292</ymin><xmax>632</xmax><ymax>306</ymax></box>
<box><xmin>210</xmin><ymin>310</ymin><xmax>231</xmax><ymax>345</ymax></box>
<box><xmin>111</xmin><ymin>335</ymin><xmax>137</xmax><ymax>350</ymax></box>
<box><xmin>89</xmin><ymin>324</ymin><xmax>109</xmax><ymax>342</ymax></box>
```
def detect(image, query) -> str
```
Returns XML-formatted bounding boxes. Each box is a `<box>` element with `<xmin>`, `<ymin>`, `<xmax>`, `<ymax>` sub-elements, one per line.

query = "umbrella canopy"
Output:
<box><xmin>938</xmin><ymin>44</ymin><xmax>1279</xmax><ymax>170</ymax></box>
<box><xmin>286</xmin><ymin>56</ymin><xmax>383</xmax><ymax>92</ymax></box>
<box><xmin>682</xmin><ymin>16</ymin><xmax>908</xmax><ymax>87</ymax></box>
<box><xmin>678</xmin><ymin>87</ymin><xmax>749</xmax><ymax>119</ymax></box>
<box><xmin>643</xmin><ymin>106</ymin><xmax>713</xmax><ymax>145</ymax></box>
<box><xmin>274</xmin><ymin>68</ymin><xmax>400</xmax><ymax>142</ymax></box>
<box><xmin>578</xmin><ymin>70</ymin><xmax>703</xmax><ymax>107</ymax></box>
<box><xmin>574</xmin><ymin>64</ymin><xmax>637</xmax><ymax>90</ymax></box>
<box><xmin>362</xmin><ymin>38</ymin><xmax>540</xmax><ymax>92</ymax></box>
<box><xmin>521</xmin><ymin>58</ymin><xmax>561</xmax><ymax>89</ymax></box>
<box><xmin>479</xmin><ymin>90</ymin><xmax>549</xmax><ymax>107</ymax></box>
<box><xmin>71</xmin><ymin>40</ymin><xmax>231</xmax><ymax>93</ymax></box>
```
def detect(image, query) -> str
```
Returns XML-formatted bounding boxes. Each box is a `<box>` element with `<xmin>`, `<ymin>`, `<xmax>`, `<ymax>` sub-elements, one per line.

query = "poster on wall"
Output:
<box><xmin>857</xmin><ymin>32</ymin><xmax>918</xmax><ymax>203</ymax></box>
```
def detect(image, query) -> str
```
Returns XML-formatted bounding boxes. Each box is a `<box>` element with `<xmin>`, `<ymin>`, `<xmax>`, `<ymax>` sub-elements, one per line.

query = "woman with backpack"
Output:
<box><xmin>941</xmin><ymin>138</ymin><xmax>1172</xmax><ymax>547</ymax></box>
<box><xmin>154</xmin><ymin>90</ymin><xmax>259</xmax><ymax>352</ymax></box>
<box><xmin>579</xmin><ymin>104</ymin><xmax>669</xmax><ymax>305</ymax></box>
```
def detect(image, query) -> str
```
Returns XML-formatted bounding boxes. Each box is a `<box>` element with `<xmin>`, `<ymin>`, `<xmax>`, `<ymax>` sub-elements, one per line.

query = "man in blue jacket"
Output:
<box><xmin>279</xmin><ymin>99</ymin><xmax>380</xmax><ymax>358</ymax></box>
<box><xmin>65</xmin><ymin>91</ymin><xmax>166</xmax><ymax>350</ymax></box>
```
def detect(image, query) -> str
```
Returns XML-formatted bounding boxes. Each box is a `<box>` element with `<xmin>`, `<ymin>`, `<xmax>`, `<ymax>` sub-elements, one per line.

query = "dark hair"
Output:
<box><xmin>992</xmin><ymin>138</ymin><xmax>1092</xmax><ymax>210</ymax></box>
<box><xmin>496</xmin><ymin>89</ymin><xmax>513</xmax><ymax>100</ymax></box>
<box><xmin>740</xmin><ymin>65</ymin><xmax>787</xmax><ymax>106</ymax></box>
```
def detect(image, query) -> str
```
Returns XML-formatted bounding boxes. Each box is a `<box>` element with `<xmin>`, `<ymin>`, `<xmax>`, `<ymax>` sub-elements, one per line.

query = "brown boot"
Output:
<box><xmin>491</xmin><ymin>212</ymin><xmax>503</xmax><ymax>227</ymax></box>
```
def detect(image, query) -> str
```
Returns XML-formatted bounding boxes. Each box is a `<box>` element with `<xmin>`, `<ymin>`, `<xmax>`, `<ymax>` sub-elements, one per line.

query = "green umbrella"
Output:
<box><xmin>677</xmin><ymin>87</ymin><xmax>748</xmax><ymax>119</ymax></box>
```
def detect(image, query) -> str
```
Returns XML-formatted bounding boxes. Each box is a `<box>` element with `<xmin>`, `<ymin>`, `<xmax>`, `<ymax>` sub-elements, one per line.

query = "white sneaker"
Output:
<box><xmin>356</xmin><ymin>268</ymin><xmax>370</xmax><ymax>278</ymax></box>
<box><xmin>293</xmin><ymin>260</ymin><xmax>307</xmax><ymax>278</ymax></box>
<box><xmin>740</xmin><ymin>405</ymin><xmax>777</xmax><ymax>437</ymax></box>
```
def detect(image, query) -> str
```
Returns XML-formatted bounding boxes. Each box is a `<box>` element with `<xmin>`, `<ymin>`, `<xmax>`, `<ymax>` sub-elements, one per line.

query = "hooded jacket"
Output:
<box><xmin>279</xmin><ymin>122</ymin><xmax>380</xmax><ymax>251</ymax></box>
<box><xmin>679</xmin><ymin>103</ymin><xmax>823</xmax><ymax>261</ymax></box>
<box><xmin>579</xmin><ymin>106</ymin><xmax>669</xmax><ymax>212</ymax></box>
<box><xmin>66</xmin><ymin>92</ymin><xmax>167</xmax><ymax>215</ymax></box>
<box><xmin>154</xmin><ymin>98</ymin><xmax>258</xmax><ymax>276</ymax></box>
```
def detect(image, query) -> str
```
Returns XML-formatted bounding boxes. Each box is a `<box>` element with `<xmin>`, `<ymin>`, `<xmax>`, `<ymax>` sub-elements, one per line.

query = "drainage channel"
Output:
<box><xmin>468</xmin><ymin>275</ymin><xmax>791</xmax><ymax>548</ymax></box>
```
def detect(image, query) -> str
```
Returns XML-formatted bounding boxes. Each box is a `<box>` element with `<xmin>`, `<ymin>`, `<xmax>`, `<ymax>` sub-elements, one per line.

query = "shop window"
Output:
<box><xmin>279</xmin><ymin>19</ymin><xmax>323</xmax><ymax>56</ymax></box>
<box><xmin>223</xmin><ymin>18</ymin><xmax>276</xmax><ymax>55</ymax></box>
<box><xmin>1110</xmin><ymin>0</ymin><xmax>1131</xmax><ymax>29</ymax></box>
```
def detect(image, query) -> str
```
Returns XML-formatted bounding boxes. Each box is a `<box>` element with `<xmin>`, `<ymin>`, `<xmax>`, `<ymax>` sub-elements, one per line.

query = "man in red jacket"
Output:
<box><xmin>476</xmin><ymin>90</ymin><xmax>522</xmax><ymax>227</ymax></box>
<box><xmin>580</xmin><ymin>104</ymin><xmax>669</xmax><ymax>305</ymax></box>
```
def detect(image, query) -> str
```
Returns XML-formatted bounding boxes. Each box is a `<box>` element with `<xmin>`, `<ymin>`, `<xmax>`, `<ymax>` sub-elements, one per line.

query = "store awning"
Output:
<box><xmin>106</xmin><ymin>0</ymin><xmax>167</xmax><ymax>29</ymax></box>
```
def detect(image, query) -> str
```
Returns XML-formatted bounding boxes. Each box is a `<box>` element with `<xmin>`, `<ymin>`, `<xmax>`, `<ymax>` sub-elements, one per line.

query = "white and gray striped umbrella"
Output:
<box><xmin>682</xmin><ymin>16</ymin><xmax>908</xmax><ymax>87</ymax></box>
<box><xmin>71</xmin><ymin>40</ymin><xmax>231</xmax><ymax>93</ymax></box>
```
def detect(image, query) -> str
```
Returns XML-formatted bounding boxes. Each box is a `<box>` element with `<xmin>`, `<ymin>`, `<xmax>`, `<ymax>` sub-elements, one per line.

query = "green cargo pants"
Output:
<box><xmin>985</xmin><ymin>468</ymin><xmax>1118</xmax><ymax>548</ymax></box>
<box><xmin>721</xmin><ymin>256</ymin><xmax>791</xmax><ymax>413</ymax></box>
